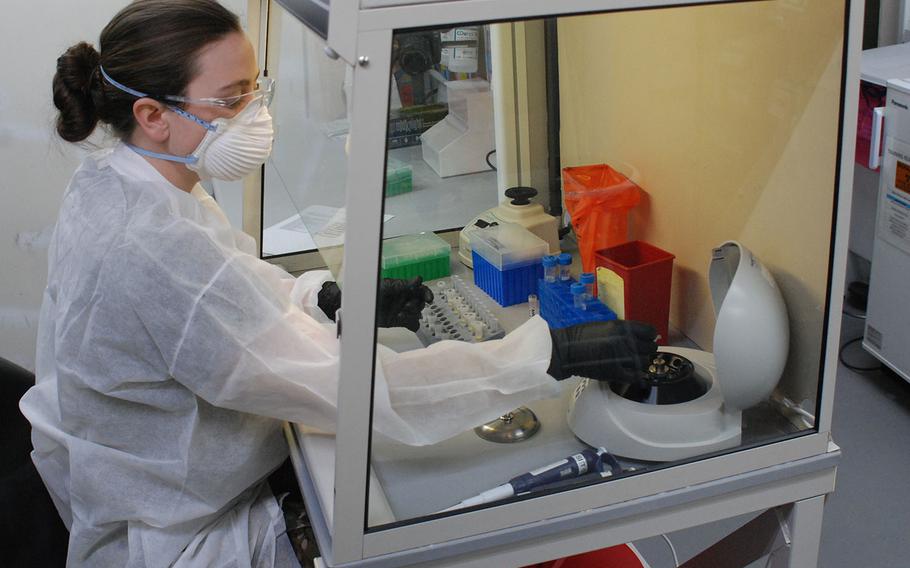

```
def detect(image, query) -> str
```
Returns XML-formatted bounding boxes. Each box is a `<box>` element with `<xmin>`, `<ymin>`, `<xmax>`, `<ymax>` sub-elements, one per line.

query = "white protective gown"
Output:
<box><xmin>19</xmin><ymin>143</ymin><xmax>557</xmax><ymax>567</ymax></box>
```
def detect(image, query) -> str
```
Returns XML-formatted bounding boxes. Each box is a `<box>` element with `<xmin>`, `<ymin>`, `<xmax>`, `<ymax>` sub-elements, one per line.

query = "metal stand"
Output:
<box><xmin>681</xmin><ymin>496</ymin><xmax>825</xmax><ymax>567</ymax></box>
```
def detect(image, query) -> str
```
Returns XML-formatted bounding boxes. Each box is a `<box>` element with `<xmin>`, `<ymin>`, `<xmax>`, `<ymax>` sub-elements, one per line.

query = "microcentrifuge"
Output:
<box><xmin>567</xmin><ymin>241</ymin><xmax>790</xmax><ymax>462</ymax></box>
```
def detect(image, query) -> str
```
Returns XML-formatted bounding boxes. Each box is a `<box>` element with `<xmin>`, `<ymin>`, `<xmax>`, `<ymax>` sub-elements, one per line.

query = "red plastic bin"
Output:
<box><xmin>523</xmin><ymin>543</ymin><xmax>646</xmax><ymax>568</ymax></box>
<box><xmin>594</xmin><ymin>240</ymin><xmax>674</xmax><ymax>345</ymax></box>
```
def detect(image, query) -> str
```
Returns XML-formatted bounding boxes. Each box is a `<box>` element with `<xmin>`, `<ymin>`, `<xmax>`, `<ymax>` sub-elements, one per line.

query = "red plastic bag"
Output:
<box><xmin>562</xmin><ymin>164</ymin><xmax>642</xmax><ymax>273</ymax></box>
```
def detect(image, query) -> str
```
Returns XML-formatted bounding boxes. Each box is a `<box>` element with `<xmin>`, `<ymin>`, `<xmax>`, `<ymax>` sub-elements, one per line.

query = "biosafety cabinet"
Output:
<box><xmin>249</xmin><ymin>0</ymin><xmax>862</xmax><ymax>566</ymax></box>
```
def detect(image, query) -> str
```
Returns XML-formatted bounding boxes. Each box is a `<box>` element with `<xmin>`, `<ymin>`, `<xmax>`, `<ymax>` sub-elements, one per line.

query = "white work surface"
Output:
<box><xmin>284</xmin><ymin>252</ymin><xmax>829</xmax><ymax>567</ymax></box>
<box><xmin>861</xmin><ymin>42</ymin><xmax>910</xmax><ymax>86</ymax></box>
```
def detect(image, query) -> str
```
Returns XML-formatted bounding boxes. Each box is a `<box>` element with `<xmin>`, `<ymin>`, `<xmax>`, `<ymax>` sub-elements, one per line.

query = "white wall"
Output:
<box><xmin>0</xmin><ymin>0</ymin><xmax>250</xmax><ymax>371</ymax></box>
<box><xmin>879</xmin><ymin>0</ymin><xmax>905</xmax><ymax>46</ymax></box>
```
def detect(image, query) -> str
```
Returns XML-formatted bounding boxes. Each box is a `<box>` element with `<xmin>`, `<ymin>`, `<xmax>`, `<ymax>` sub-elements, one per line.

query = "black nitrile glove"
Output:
<box><xmin>377</xmin><ymin>276</ymin><xmax>434</xmax><ymax>332</ymax></box>
<box><xmin>317</xmin><ymin>278</ymin><xmax>434</xmax><ymax>332</ymax></box>
<box><xmin>317</xmin><ymin>281</ymin><xmax>342</xmax><ymax>321</ymax></box>
<box><xmin>547</xmin><ymin>320</ymin><xmax>659</xmax><ymax>383</ymax></box>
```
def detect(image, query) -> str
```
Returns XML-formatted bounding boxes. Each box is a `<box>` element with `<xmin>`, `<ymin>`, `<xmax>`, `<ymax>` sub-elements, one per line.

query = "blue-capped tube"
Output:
<box><xmin>542</xmin><ymin>255</ymin><xmax>558</xmax><ymax>283</ymax></box>
<box><xmin>571</xmin><ymin>282</ymin><xmax>587</xmax><ymax>310</ymax></box>
<box><xmin>558</xmin><ymin>253</ymin><xmax>573</xmax><ymax>282</ymax></box>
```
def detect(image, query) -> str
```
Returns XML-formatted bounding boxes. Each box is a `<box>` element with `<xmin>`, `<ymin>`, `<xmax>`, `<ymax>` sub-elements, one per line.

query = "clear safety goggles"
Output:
<box><xmin>100</xmin><ymin>67</ymin><xmax>275</xmax><ymax>112</ymax></box>
<box><xmin>161</xmin><ymin>76</ymin><xmax>276</xmax><ymax>111</ymax></box>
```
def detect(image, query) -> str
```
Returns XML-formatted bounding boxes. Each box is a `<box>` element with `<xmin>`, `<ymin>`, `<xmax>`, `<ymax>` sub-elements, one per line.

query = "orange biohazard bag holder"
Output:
<box><xmin>562</xmin><ymin>164</ymin><xmax>642</xmax><ymax>273</ymax></box>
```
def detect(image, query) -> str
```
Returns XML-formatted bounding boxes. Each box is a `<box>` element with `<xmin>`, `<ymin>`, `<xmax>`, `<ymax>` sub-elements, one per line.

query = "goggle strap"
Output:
<box><xmin>101</xmin><ymin>65</ymin><xmax>271</xmax><ymax>111</ymax></box>
<box><xmin>101</xmin><ymin>66</ymin><xmax>219</xmax><ymax>132</ymax></box>
<box><xmin>99</xmin><ymin>66</ymin><xmax>150</xmax><ymax>99</ymax></box>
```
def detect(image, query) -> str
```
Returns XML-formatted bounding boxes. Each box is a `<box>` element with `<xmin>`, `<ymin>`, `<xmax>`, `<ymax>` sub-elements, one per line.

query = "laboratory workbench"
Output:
<box><xmin>284</xmin><ymin>250</ymin><xmax>838</xmax><ymax>567</ymax></box>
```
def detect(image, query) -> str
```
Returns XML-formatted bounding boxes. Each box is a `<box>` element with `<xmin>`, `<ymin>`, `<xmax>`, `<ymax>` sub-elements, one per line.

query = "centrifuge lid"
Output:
<box><xmin>708</xmin><ymin>241</ymin><xmax>790</xmax><ymax>410</ymax></box>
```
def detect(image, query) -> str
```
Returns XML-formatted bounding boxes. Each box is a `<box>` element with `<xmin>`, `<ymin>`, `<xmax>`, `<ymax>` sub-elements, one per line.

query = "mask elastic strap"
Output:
<box><xmin>100</xmin><ymin>66</ymin><xmax>217</xmax><ymax>164</ymax></box>
<box><xmin>169</xmin><ymin>106</ymin><xmax>218</xmax><ymax>132</ymax></box>
<box><xmin>126</xmin><ymin>143</ymin><xmax>199</xmax><ymax>165</ymax></box>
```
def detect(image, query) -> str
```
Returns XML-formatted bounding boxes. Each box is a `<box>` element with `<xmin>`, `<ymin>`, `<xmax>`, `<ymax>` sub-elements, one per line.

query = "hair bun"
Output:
<box><xmin>53</xmin><ymin>42</ymin><xmax>102</xmax><ymax>142</ymax></box>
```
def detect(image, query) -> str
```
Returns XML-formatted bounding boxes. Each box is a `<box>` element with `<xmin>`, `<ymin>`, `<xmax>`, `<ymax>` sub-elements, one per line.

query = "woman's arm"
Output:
<box><xmin>119</xmin><ymin>219</ymin><xmax>557</xmax><ymax>445</ymax></box>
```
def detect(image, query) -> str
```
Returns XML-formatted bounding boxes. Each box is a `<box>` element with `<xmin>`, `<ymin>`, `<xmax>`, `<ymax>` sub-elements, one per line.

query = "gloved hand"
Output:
<box><xmin>317</xmin><ymin>278</ymin><xmax>434</xmax><ymax>332</ymax></box>
<box><xmin>377</xmin><ymin>276</ymin><xmax>434</xmax><ymax>332</ymax></box>
<box><xmin>317</xmin><ymin>281</ymin><xmax>342</xmax><ymax>321</ymax></box>
<box><xmin>547</xmin><ymin>320</ymin><xmax>658</xmax><ymax>383</ymax></box>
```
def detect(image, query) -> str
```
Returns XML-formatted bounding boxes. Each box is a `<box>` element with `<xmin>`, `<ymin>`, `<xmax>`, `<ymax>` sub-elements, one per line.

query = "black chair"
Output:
<box><xmin>1</xmin><ymin>357</ymin><xmax>69</xmax><ymax>567</ymax></box>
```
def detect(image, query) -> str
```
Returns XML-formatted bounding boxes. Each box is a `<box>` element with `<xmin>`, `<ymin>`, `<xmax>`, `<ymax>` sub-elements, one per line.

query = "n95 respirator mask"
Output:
<box><xmin>186</xmin><ymin>101</ymin><xmax>274</xmax><ymax>182</ymax></box>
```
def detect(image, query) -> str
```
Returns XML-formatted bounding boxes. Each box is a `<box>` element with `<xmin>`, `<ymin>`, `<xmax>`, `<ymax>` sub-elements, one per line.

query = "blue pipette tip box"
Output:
<box><xmin>470</xmin><ymin>224</ymin><xmax>548</xmax><ymax>307</ymax></box>
<box><xmin>538</xmin><ymin>279</ymin><xmax>618</xmax><ymax>329</ymax></box>
<box><xmin>473</xmin><ymin>251</ymin><xmax>543</xmax><ymax>307</ymax></box>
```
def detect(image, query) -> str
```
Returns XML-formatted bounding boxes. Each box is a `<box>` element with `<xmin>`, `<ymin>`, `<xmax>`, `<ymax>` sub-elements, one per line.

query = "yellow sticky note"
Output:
<box><xmin>596</xmin><ymin>267</ymin><xmax>625</xmax><ymax>319</ymax></box>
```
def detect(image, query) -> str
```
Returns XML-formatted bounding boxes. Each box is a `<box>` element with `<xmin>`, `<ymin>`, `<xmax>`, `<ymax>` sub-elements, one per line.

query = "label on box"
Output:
<box><xmin>880</xmin><ymin>140</ymin><xmax>910</xmax><ymax>256</ymax></box>
<box><xmin>596</xmin><ymin>267</ymin><xmax>625</xmax><ymax>319</ymax></box>
<box><xmin>441</xmin><ymin>28</ymin><xmax>480</xmax><ymax>42</ymax></box>
<box><xmin>881</xmin><ymin>192</ymin><xmax>910</xmax><ymax>255</ymax></box>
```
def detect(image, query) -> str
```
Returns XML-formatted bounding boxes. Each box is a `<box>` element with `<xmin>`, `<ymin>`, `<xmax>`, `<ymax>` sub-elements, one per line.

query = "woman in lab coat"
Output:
<box><xmin>20</xmin><ymin>1</ymin><xmax>656</xmax><ymax>566</ymax></box>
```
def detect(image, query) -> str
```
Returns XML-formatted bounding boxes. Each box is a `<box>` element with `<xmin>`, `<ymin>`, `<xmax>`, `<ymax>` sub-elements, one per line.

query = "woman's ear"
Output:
<box><xmin>132</xmin><ymin>98</ymin><xmax>170</xmax><ymax>143</ymax></box>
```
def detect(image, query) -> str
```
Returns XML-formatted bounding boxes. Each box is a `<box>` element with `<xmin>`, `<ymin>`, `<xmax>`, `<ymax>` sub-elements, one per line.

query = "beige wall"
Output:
<box><xmin>558</xmin><ymin>1</ymin><xmax>846</xmax><ymax>402</ymax></box>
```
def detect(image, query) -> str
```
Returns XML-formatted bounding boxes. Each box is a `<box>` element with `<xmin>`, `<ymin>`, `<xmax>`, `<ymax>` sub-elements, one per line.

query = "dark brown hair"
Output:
<box><xmin>53</xmin><ymin>0</ymin><xmax>241</xmax><ymax>143</ymax></box>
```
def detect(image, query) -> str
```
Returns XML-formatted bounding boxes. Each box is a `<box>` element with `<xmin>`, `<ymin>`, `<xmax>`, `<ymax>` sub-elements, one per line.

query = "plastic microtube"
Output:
<box><xmin>528</xmin><ymin>294</ymin><xmax>539</xmax><ymax>317</ymax></box>
<box><xmin>542</xmin><ymin>255</ymin><xmax>558</xmax><ymax>283</ymax></box>
<box><xmin>571</xmin><ymin>282</ymin><xmax>587</xmax><ymax>311</ymax></box>
<box><xmin>471</xmin><ymin>320</ymin><xmax>484</xmax><ymax>340</ymax></box>
<box><xmin>580</xmin><ymin>273</ymin><xmax>596</xmax><ymax>305</ymax></box>
<box><xmin>558</xmin><ymin>253</ymin><xmax>573</xmax><ymax>282</ymax></box>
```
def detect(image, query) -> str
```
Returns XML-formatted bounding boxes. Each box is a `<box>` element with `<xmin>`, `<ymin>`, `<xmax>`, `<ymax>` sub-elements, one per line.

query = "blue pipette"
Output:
<box><xmin>440</xmin><ymin>447</ymin><xmax>611</xmax><ymax>512</ymax></box>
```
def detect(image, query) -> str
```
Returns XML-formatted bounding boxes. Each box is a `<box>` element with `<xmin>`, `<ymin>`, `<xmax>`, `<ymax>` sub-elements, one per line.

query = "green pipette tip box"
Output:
<box><xmin>385</xmin><ymin>158</ymin><xmax>413</xmax><ymax>197</ymax></box>
<box><xmin>381</xmin><ymin>232</ymin><xmax>451</xmax><ymax>281</ymax></box>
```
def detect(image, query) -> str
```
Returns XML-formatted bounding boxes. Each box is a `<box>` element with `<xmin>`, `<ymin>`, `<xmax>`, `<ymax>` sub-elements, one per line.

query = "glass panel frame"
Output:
<box><xmin>260</xmin><ymin>1</ymin><xmax>351</xmax><ymax>280</ymax></box>
<box><xmin>363</xmin><ymin>0</ymin><xmax>850</xmax><ymax>533</ymax></box>
<box><xmin>260</xmin><ymin>0</ymin><xmax>859</xmax><ymax>562</ymax></box>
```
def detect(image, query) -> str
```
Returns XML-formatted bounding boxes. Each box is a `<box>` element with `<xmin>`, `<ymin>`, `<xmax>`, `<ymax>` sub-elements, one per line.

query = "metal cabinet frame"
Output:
<box><xmin>266</xmin><ymin>0</ymin><xmax>863</xmax><ymax>565</ymax></box>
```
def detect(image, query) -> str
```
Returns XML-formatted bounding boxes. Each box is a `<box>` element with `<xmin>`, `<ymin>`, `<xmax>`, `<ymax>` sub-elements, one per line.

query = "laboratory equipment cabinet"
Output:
<box><xmin>865</xmin><ymin>78</ymin><xmax>910</xmax><ymax>383</ymax></box>
<box><xmin>252</xmin><ymin>0</ymin><xmax>863</xmax><ymax>565</ymax></box>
